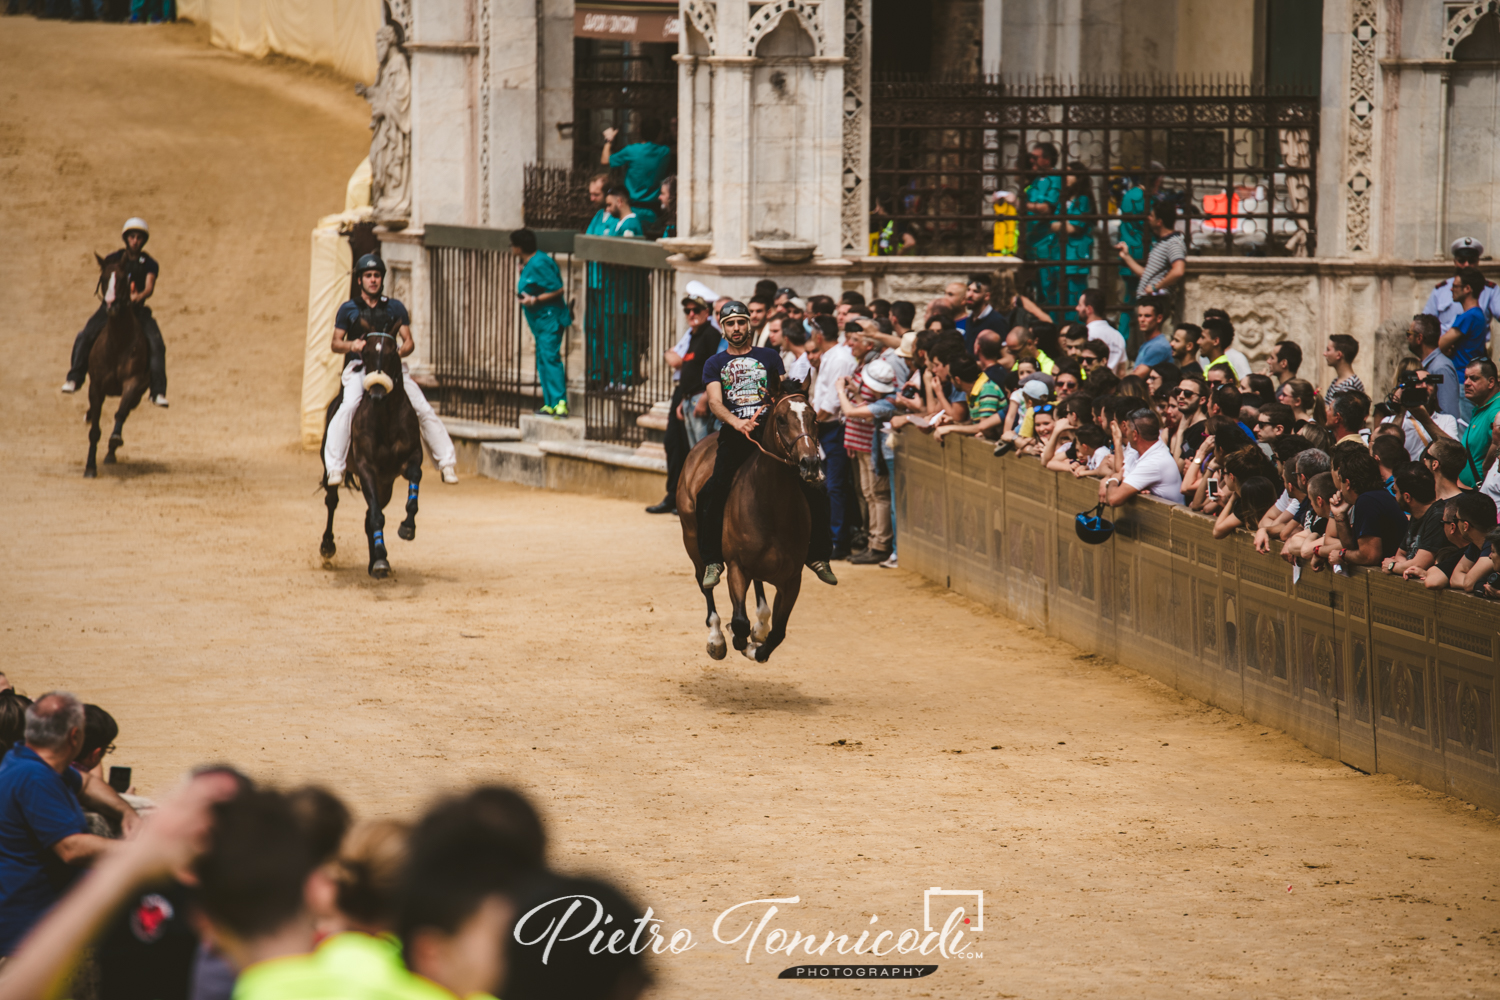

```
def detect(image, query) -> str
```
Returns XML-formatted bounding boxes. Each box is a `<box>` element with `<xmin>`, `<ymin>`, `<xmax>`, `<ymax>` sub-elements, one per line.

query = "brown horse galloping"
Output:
<box><xmin>319</xmin><ymin>317</ymin><xmax>423</xmax><ymax>578</ymax></box>
<box><xmin>677</xmin><ymin>390</ymin><xmax>824</xmax><ymax>662</ymax></box>
<box><xmin>83</xmin><ymin>255</ymin><xmax>152</xmax><ymax>477</ymax></box>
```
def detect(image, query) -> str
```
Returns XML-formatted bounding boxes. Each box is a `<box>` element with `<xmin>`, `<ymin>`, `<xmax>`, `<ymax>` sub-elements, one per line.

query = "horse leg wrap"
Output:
<box><xmin>373</xmin><ymin>529</ymin><xmax>384</xmax><ymax>549</ymax></box>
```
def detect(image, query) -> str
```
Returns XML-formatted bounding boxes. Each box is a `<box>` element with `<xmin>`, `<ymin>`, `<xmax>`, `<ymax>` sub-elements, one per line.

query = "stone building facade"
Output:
<box><xmin>375</xmin><ymin>0</ymin><xmax>1500</xmax><ymax>396</ymax></box>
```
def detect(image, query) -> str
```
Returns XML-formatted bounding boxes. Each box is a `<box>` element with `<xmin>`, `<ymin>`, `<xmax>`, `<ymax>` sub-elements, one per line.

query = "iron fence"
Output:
<box><xmin>576</xmin><ymin>234</ymin><xmax>675</xmax><ymax>444</ymax></box>
<box><xmin>573</xmin><ymin>44</ymin><xmax>678</xmax><ymax>170</ymax></box>
<box><xmin>524</xmin><ymin>163</ymin><xmax>597</xmax><ymax>231</ymax></box>
<box><xmin>424</xmin><ymin>226</ymin><xmax>577</xmax><ymax>426</ymax></box>
<box><xmin>870</xmin><ymin>76</ymin><xmax>1319</xmax><ymax>321</ymax></box>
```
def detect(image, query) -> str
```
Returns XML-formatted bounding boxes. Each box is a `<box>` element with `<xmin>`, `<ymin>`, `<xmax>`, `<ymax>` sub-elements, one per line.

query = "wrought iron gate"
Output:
<box><xmin>870</xmin><ymin>76</ymin><xmax>1319</xmax><ymax>319</ymax></box>
<box><xmin>424</xmin><ymin>226</ymin><xmax>572</xmax><ymax>426</ymax></box>
<box><xmin>576</xmin><ymin>234</ymin><xmax>675</xmax><ymax>444</ymax></box>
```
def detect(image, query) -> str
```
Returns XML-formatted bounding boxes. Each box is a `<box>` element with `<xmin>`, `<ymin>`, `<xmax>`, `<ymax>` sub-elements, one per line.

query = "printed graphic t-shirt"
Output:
<box><xmin>702</xmin><ymin>347</ymin><xmax>786</xmax><ymax>421</ymax></box>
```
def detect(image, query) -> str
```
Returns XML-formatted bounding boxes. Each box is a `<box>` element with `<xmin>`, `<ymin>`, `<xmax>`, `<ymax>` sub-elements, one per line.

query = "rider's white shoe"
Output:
<box><xmin>151</xmin><ymin>395</ymin><xmax>169</xmax><ymax>408</ymax></box>
<box><xmin>326</xmin><ymin>471</ymin><xmax>344</xmax><ymax>487</ymax></box>
<box><xmin>60</xmin><ymin>380</ymin><xmax>78</xmax><ymax>393</ymax></box>
<box><xmin>441</xmin><ymin>467</ymin><xmax>459</xmax><ymax>484</ymax></box>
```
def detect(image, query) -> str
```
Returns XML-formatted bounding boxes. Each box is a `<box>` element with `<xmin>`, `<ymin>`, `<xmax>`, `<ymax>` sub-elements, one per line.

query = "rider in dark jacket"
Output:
<box><xmin>62</xmin><ymin>218</ymin><xmax>169</xmax><ymax>407</ymax></box>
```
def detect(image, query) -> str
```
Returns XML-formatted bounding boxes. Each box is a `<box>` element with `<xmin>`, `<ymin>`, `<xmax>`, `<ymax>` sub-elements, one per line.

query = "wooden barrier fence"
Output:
<box><xmin>895</xmin><ymin>431</ymin><xmax>1500</xmax><ymax>811</ymax></box>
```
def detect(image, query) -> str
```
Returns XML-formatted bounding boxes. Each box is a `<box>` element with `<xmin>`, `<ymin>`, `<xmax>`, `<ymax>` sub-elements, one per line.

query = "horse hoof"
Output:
<box><xmin>84</xmin><ymin>467</ymin><xmax>97</xmax><ymax>479</ymax></box>
<box><xmin>103</xmin><ymin>454</ymin><xmax>116</xmax><ymax>465</ymax></box>
<box><xmin>740</xmin><ymin>643</ymin><xmax>760</xmax><ymax>661</ymax></box>
<box><xmin>320</xmin><ymin>541</ymin><xmax>336</xmax><ymax>559</ymax></box>
<box><xmin>109</xmin><ymin>436</ymin><xmax>123</xmax><ymax>448</ymax></box>
<box><xmin>707</xmin><ymin>640</ymin><xmax>727</xmax><ymax>660</ymax></box>
<box><xmin>369</xmin><ymin>560</ymin><xmax>390</xmax><ymax>579</ymax></box>
<box><xmin>754</xmin><ymin>646</ymin><xmax>773</xmax><ymax>663</ymax></box>
<box><xmin>398</xmin><ymin>523</ymin><xmax>415</xmax><ymax>541</ymax></box>
<box><xmin>732</xmin><ymin>634</ymin><xmax>748</xmax><ymax>651</ymax></box>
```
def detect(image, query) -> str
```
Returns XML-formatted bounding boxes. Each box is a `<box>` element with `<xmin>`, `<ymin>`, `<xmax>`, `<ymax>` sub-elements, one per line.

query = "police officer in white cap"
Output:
<box><xmin>61</xmin><ymin>218</ymin><xmax>169</xmax><ymax>407</ymax></box>
<box><xmin>1422</xmin><ymin>237</ymin><xmax>1500</xmax><ymax>327</ymax></box>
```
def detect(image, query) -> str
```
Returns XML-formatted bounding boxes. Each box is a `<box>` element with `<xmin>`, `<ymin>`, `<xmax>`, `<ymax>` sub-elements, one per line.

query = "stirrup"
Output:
<box><xmin>807</xmin><ymin>560</ymin><xmax>838</xmax><ymax>586</ymax></box>
<box><xmin>701</xmin><ymin>562</ymin><xmax>724</xmax><ymax>589</ymax></box>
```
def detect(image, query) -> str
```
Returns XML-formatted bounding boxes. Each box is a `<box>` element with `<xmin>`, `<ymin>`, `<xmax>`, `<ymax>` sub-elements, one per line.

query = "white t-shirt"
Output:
<box><xmin>811</xmin><ymin>342</ymin><xmax>857</xmax><ymax>422</ymax></box>
<box><xmin>1481</xmin><ymin>457</ymin><xmax>1500</xmax><ymax>509</ymax></box>
<box><xmin>1087</xmin><ymin>319</ymin><xmax>1126</xmax><ymax>370</ymax></box>
<box><xmin>785</xmin><ymin>352</ymin><xmax>811</xmax><ymax>383</ymax></box>
<box><xmin>1122</xmin><ymin>440</ymin><xmax>1185</xmax><ymax>504</ymax></box>
<box><xmin>1086</xmin><ymin>445</ymin><xmax>1112</xmax><ymax>471</ymax></box>
<box><xmin>1380</xmin><ymin>412</ymin><xmax>1462</xmax><ymax>462</ymax></box>
<box><xmin>1225</xmin><ymin>348</ymin><xmax>1251</xmax><ymax>381</ymax></box>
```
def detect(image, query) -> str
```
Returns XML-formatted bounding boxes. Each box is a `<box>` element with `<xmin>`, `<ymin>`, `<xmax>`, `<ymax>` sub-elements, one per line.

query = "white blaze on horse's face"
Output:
<box><xmin>104</xmin><ymin>272</ymin><xmax>116</xmax><ymax>305</ymax></box>
<box><xmin>788</xmin><ymin>401</ymin><xmax>807</xmax><ymax>417</ymax></box>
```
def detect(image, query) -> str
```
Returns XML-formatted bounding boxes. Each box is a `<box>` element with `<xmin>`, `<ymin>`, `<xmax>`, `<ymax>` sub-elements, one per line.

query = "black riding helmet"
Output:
<box><xmin>1075</xmin><ymin>503</ymin><xmax>1115</xmax><ymax>545</ymax></box>
<box><xmin>719</xmin><ymin>300</ymin><xmax>750</xmax><ymax>321</ymax></box>
<box><xmin>354</xmin><ymin>254</ymin><xmax>386</xmax><ymax>278</ymax></box>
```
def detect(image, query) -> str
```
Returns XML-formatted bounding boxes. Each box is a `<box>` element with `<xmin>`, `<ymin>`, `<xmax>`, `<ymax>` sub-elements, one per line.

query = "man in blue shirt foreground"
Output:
<box><xmin>0</xmin><ymin>692</ymin><xmax>118</xmax><ymax>956</ymax></box>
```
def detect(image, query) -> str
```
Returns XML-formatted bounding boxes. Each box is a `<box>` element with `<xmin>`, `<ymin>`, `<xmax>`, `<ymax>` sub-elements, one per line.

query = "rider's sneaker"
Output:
<box><xmin>441</xmin><ymin>467</ymin><xmax>459</xmax><ymax>484</ymax></box>
<box><xmin>60</xmin><ymin>380</ymin><xmax>78</xmax><ymax>394</ymax></box>
<box><xmin>552</xmin><ymin>400</ymin><xmax>569</xmax><ymax>418</ymax></box>
<box><xmin>701</xmin><ymin>562</ymin><xmax>724</xmax><ymax>589</ymax></box>
<box><xmin>151</xmin><ymin>395</ymin><xmax>169</xmax><ymax>408</ymax></box>
<box><xmin>326</xmin><ymin>471</ymin><xmax>344</xmax><ymax>487</ymax></box>
<box><xmin>808</xmin><ymin>561</ymin><xmax>839</xmax><ymax>585</ymax></box>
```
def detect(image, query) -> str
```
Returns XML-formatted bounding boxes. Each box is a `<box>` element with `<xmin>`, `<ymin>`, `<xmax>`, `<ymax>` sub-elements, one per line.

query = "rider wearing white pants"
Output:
<box><xmin>325</xmin><ymin>255</ymin><xmax>458</xmax><ymax>486</ymax></box>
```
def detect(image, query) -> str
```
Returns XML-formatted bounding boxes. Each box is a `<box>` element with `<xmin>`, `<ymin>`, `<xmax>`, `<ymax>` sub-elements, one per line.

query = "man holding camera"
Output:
<box><xmin>1406</xmin><ymin>315</ymin><xmax>1461</xmax><ymax>417</ymax></box>
<box><xmin>1384</xmin><ymin>339</ymin><xmax>1460</xmax><ymax>462</ymax></box>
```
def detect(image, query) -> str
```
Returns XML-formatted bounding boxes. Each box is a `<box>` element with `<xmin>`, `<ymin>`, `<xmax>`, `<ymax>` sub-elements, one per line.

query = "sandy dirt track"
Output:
<box><xmin>3</xmin><ymin>18</ymin><xmax>1500</xmax><ymax>999</ymax></box>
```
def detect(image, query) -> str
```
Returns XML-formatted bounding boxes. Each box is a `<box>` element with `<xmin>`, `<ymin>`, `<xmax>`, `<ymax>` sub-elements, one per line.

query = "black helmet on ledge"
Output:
<box><xmin>354</xmin><ymin>254</ymin><xmax>386</xmax><ymax>277</ymax></box>
<box><xmin>1075</xmin><ymin>503</ymin><xmax>1115</xmax><ymax>545</ymax></box>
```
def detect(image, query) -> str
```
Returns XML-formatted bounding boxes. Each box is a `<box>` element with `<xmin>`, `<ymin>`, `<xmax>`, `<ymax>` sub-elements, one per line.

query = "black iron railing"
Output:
<box><xmin>524</xmin><ymin>163</ymin><xmax>597</xmax><ymax>231</ymax></box>
<box><xmin>870</xmin><ymin>76</ymin><xmax>1319</xmax><ymax>321</ymax></box>
<box><xmin>576</xmin><ymin>235</ymin><xmax>676</xmax><ymax>444</ymax></box>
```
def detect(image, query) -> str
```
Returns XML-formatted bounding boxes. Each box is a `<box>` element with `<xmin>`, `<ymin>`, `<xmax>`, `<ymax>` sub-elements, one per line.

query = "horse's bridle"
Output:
<box><xmin>750</xmin><ymin>394</ymin><xmax>818</xmax><ymax>469</ymax></box>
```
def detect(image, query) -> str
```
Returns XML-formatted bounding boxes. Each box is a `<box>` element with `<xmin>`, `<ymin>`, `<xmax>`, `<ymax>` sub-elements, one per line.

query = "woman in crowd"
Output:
<box><xmin>1277</xmin><ymin>378</ymin><xmax>1326</xmax><ymax>425</ymax></box>
<box><xmin>1212</xmin><ymin>446</ymin><xmax>1279</xmax><ymax>537</ymax></box>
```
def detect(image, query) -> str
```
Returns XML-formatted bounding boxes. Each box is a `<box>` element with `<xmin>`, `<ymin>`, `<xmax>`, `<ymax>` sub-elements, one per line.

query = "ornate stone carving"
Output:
<box><xmin>841</xmin><ymin>0</ymin><xmax>867</xmax><ymax>256</ymax></box>
<box><xmin>1458</xmin><ymin>682</ymin><xmax>1481</xmax><ymax>750</ymax></box>
<box><xmin>384</xmin><ymin>0</ymin><xmax>410</xmax><ymax>38</ymax></box>
<box><xmin>1443</xmin><ymin>2</ymin><xmax>1499</xmax><ymax>58</ymax></box>
<box><xmin>1344</xmin><ymin>0</ymin><xmax>1377</xmax><ymax>253</ymax></box>
<box><xmin>1393</xmin><ymin>663</ymin><xmax>1415</xmax><ymax>728</ymax></box>
<box><xmin>1186</xmin><ymin>272</ymin><xmax>1316</xmax><ymax>362</ymax></box>
<box><xmin>745</xmin><ymin>0</ymin><xmax>826</xmax><ymax>56</ymax></box>
<box><xmin>684</xmin><ymin>0</ymin><xmax>717</xmax><ymax>56</ymax></box>
<box><xmin>1314</xmin><ymin>635</ymin><xmax>1336</xmax><ymax>700</ymax></box>
<box><xmin>358</xmin><ymin>19</ymin><xmax>412</xmax><ymax>224</ymax></box>
<box><xmin>1279</xmin><ymin>128</ymin><xmax>1312</xmax><ymax>257</ymax></box>
<box><xmin>479</xmin><ymin>0</ymin><xmax>492</xmax><ymax>224</ymax></box>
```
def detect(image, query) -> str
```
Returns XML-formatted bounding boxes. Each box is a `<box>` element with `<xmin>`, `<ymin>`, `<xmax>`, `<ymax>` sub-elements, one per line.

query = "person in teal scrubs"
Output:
<box><xmin>1056</xmin><ymin>162</ymin><xmax>1095</xmax><ymax>323</ymax></box>
<box><xmin>599</xmin><ymin>186</ymin><xmax>646</xmax><ymax>239</ymax></box>
<box><xmin>601</xmin><ymin>117</ymin><xmax>672</xmax><ymax>233</ymax></box>
<box><xmin>1022</xmin><ymin>142</ymin><xmax>1062</xmax><ymax>319</ymax></box>
<box><xmin>1116</xmin><ymin>164</ymin><xmax>1162</xmax><ymax>339</ymax></box>
<box><xmin>511</xmin><ymin>228</ymin><xmax>570</xmax><ymax>416</ymax></box>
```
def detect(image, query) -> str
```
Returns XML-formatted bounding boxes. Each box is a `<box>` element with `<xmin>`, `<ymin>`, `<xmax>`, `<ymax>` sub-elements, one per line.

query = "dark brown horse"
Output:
<box><xmin>83</xmin><ymin>255</ymin><xmax>152</xmax><ymax>477</ymax></box>
<box><xmin>319</xmin><ymin>317</ymin><xmax>423</xmax><ymax>578</ymax></box>
<box><xmin>677</xmin><ymin>390</ymin><xmax>823</xmax><ymax>662</ymax></box>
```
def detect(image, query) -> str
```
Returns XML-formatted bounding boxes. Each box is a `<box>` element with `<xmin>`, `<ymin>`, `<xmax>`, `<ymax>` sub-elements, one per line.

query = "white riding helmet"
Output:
<box><xmin>122</xmin><ymin>217</ymin><xmax>150</xmax><ymax>242</ymax></box>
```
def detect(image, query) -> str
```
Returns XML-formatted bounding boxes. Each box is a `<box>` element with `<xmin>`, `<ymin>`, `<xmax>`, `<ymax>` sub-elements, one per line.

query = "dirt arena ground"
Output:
<box><xmin>3</xmin><ymin>17</ymin><xmax>1500</xmax><ymax>999</ymax></box>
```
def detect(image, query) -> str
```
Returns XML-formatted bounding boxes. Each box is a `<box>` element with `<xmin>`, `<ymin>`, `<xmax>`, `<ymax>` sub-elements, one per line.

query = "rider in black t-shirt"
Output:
<box><xmin>695</xmin><ymin>301</ymin><xmax>837</xmax><ymax>589</ymax></box>
<box><xmin>62</xmin><ymin>218</ymin><xmax>169</xmax><ymax>406</ymax></box>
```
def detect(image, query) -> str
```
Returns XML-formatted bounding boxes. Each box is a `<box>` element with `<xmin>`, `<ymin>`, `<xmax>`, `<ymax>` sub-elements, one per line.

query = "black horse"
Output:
<box><xmin>319</xmin><ymin>317</ymin><xmax>423</xmax><ymax>578</ymax></box>
<box><xmin>83</xmin><ymin>255</ymin><xmax>152</xmax><ymax>477</ymax></box>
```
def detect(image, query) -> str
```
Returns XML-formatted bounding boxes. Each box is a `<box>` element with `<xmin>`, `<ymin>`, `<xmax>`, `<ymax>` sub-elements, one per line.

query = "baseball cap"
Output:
<box><xmin>789</xmin><ymin>297</ymin><xmax>808</xmax><ymax>312</ymax></box>
<box><xmin>1021</xmin><ymin>379</ymin><xmax>1051</xmax><ymax>401</ymax></box>
<box><xmin>776</xmin><ymin>287</ymin><xmax>798</xmax><ymax>299</ymax></box>
<box><xmin>681</xmin><ymin>295</ymin><xmax>709</xmax><ymax>311</ymax></box>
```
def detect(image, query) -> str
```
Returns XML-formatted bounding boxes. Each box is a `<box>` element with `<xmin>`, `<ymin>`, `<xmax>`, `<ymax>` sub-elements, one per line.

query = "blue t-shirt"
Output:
<box><xmin>0</xmin><ymin>747</ymin><xmax>87</xmax><ymax>956</ymax></box>
<box><xmin>1135</xmin><ymin>333</ymin><xmax>1172</xmax><ymax>369</ymax></box>
<box><xmin>701</xmin><ymin>347</ymin><xmax>785</xmax><ymax>421</ymax></box>
<box><xmin>1350</xmin><ymin>488</ymin><xmax>1407</xmax><ymax>560</ymax></box>
<box><xmin>1449</xmin><ymin>305</ymin><xmax>1490</xmax><ymax>371</ymax></box>
<box><xmin>609</xmin><ymin>142</ymin><xmax>673</xmax><ymax>206</ymax></box>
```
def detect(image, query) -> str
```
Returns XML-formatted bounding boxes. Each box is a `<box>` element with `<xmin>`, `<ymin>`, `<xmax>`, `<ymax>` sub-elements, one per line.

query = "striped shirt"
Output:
<box><xmin>843</xmin><ymin>384</ymin><xmax>885</xmax><ymax>453</ymax></box>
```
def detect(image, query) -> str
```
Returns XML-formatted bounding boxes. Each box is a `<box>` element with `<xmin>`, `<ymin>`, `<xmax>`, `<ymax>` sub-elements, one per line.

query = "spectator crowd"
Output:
<box><xmin>0</xmin><ymin>680</ymin><xmax>648</xmax><ymax>1000</ymax></box>
<box><xmin>649</xmin><ymin>237</ymin><xmax>1500</xmax><ymax>599</ymax></box>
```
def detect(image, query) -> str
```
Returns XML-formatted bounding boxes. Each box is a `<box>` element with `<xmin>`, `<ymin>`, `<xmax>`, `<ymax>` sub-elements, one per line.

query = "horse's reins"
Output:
<box><xmin>749</xmin><ymin>395</ymin><xmax>816</xmax><ymax>468</ymax></box>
